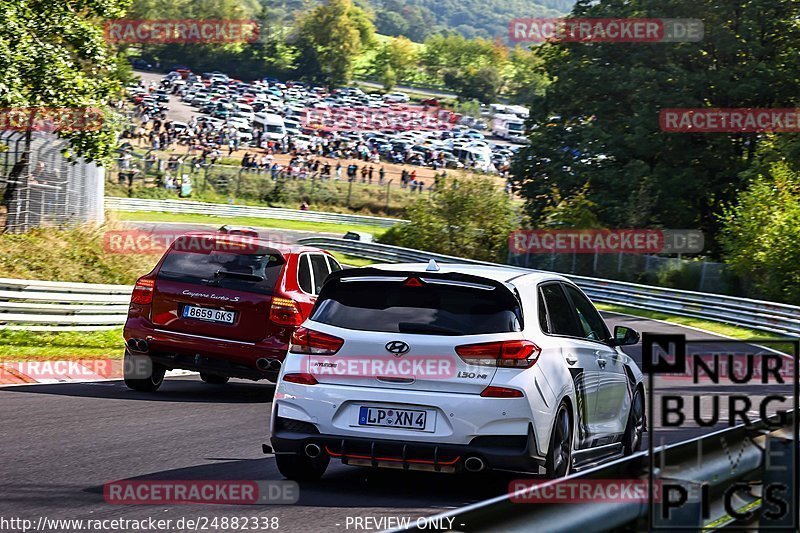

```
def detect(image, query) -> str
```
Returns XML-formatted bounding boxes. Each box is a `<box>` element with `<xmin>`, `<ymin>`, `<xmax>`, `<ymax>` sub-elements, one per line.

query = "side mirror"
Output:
<box><xmin>610</xmin><ymin>325</ymin><xmax>640</xmax><ymax>347</ymax></box>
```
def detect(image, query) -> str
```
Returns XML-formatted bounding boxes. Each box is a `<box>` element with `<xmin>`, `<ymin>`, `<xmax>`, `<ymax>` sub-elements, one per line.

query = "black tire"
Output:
<box><xmin>275</xmin><ymin>452</ymin><xmax>330</xmax><ymax>481</ymax></box>
<box><xmin>623</xmin><ymin>388</ymin><xmax>645</xmax><ymax>455</ymax></box>
<box><xmin>200</xmin><ymin>373</ymin><xmax>229</xmax><ymax>385</ymax></box>
<box><xmin>545</xmin><ymin>402</ymin><xmax>572</xmax><ymax>478</ymax></box>
<box><xmin>123</xmin><ymin>351</ymin><xmax>166</xmax><ymax>392</ymax></box>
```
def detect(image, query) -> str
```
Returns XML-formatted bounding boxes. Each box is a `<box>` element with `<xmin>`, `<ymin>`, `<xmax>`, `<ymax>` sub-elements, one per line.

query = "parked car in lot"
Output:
<box><xmin>123</xmin><ymin>232</ymin><xmax>343</xmax><ymax>392</ymax></box>
<box><xmin>270</xmin><ymin>262</ymin><xmax>644</xmax><ymax>480</ymax></box>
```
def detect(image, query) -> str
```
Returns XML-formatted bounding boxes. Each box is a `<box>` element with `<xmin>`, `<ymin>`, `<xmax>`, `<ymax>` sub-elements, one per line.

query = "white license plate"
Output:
<box><xmin>358</xmin><ymin>406</ymin><xmax>429</xmax><ymax>430</ymax></box>
<box><xmin>182</xmin><ymin>305</ymin><xmax>235</xmax><ymax>324</ymax></box>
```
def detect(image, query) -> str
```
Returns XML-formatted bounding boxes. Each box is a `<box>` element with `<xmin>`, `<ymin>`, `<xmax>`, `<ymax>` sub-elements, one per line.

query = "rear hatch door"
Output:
<box><xmin>151</xmin><ymin>234</ymin><xmax>285</xmax><ymax>342</ymax></box>
<box><xmin>302</xmin><ymin>269</ymin><xmax>525</xmax><ymax>394</ymax></box>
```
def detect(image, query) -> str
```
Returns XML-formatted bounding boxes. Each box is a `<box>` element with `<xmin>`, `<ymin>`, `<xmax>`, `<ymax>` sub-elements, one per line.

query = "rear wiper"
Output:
<box><xmin>398</xmin><ymin>322</ymin><xmax>462</xmax><ymax>335</ymax></box>
<box><xmin>203</xmin><ymin>270</ymin><xmax>264</xmax><ymax>285</ymax></box>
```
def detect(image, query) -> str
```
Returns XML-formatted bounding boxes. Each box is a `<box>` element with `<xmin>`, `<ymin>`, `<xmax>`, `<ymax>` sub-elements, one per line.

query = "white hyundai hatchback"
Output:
<box><xmin>268</xmin><ymin>262</ymin><xmax>645</xmax><ymax>480</ymax></box>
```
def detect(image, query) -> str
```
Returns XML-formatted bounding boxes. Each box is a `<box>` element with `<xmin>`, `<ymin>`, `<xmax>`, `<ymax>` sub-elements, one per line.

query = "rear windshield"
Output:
<box><xmin>311</xmin><ymin>279</ymin><xmax>522</xmax><ymax>335</ymax></box>
<box><xmin>157</xmin><ymin>237</ymin><xmax>284</xmax><ymax>295</ymax></box>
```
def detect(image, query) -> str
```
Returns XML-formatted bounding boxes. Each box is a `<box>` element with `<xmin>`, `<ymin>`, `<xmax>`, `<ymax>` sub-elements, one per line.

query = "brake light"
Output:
<box><xmin>270</xmin><ymin>297</ymin><xmax>303</xmax><ymax>326</ymax></box>
<box><xmin>290</xmin><ymin>327</ymin><xmax>343</xmax><ymax>355</ymax></box>
<box><xmin>481</xmin><ymin>386</ymin><xmax>523</xmax><ymax>398</ymax></box>
<box><xmin>455</xmin><ymin>340</ymin><xmax>541</xmax><ymax>368</ymax></box>
<box><xmin>131</xmin><ymin>276</ymin><xmax>155</xmax><ymax>305</ymax></box>
<box><xmin>404</xmin><ymin>277</ymin><xmax>424</xmax><ymax>287</ymax></box>
<box><xmin>282</xmin><ymin>373</ymin><xmax>318</xmax><ymax>385</ymax></box>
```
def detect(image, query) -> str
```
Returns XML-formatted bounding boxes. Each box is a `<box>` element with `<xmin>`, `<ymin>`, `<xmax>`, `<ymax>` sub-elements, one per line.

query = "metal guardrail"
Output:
<box><xmin>298</xmin><ymin>238</ymin><xmax>800</xmax><ymax>337</ymax></box>
<box><xmin>104</xmin><ymin>197</ymin><xmax>408</xmax><ymax>228</ymax></box>
<box><xmin>0</xmin><ymin>278</ymin><xmax>131</xmax><ymax>331</ymax></box>
<box><xmin>6</xmin><ymin>236</ymin><xmax>800</xmax><ymax>334</ymax></box>
<box><xmin>395</xmin><ymin>413</ymin><xmax>798</xmax><ymax>532</ymax></box>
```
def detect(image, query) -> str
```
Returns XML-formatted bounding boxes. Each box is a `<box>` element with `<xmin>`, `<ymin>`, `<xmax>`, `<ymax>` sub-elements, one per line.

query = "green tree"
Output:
<box><xmin>720</xmin><ymin>161</ymin><xmax>800</xmax><ymax>304</ymax></box>
<box><xmin>541</xmin><ymin>184</ymin><xmax>603</xmax><ymax>229</ymax></box>
<box><xmin>510</xmin><ymin>0</ymin><xmax>800</xmax><ymax>254</ymax></box>
<box><xmin>379</xmin><ymin>176</ymin><xmax>519</xmax><ymax>262</ymax></box>
<box><xmin>293</xmin><ymin>0</ymin><xmax>375</xmax><ymax>87</ymax></box>
<box><xmin>443</xmin><ymin>65</ymin><xmax>502</xmax><ymax>103</ymax></box>
<box><xmin>0</xmin><ymin>0</ymin><xmax>130</xmax><ymax>229</ymax></box>
<box><xmin>370</xmin><ymin>36</ymin><xmax>417</xmax><ymax>89</ymax></box>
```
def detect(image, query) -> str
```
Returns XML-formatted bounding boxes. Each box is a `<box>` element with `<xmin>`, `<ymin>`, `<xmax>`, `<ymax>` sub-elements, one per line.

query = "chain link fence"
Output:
<box><xmin>0</xmin><ymin>131</ymin><xmax>105</xmax><ymax>233</ymax></box>
<box><xmin>109</xmin><ymin>155</ymin><xmax>442</xmax><ymax>214</ymax></box>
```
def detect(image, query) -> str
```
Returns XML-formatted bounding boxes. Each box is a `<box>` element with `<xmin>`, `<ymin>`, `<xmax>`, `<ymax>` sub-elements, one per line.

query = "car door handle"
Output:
<box><xmin>597</xmin><ymin>358</ymin><xmax>607</xmax><ymax>369</ymax></box>
<box><xmin>565</xmin><ymin>354</ymin><xmax>578</xmax><ymax>365</ymax></box>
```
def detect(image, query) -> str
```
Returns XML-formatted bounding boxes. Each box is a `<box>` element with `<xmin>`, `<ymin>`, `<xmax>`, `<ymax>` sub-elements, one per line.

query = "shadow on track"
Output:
<box><xmin>0</xmin><ymin>377</ymin><xmax>275</xmax><ymax>404</ymax></box>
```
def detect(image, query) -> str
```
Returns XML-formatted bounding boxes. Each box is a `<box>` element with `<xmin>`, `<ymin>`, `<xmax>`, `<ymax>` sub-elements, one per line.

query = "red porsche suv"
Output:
<box><xmin>122</xmin><ymin>231</ymin><xmax>342</xmax><ymax>391</ymax></box>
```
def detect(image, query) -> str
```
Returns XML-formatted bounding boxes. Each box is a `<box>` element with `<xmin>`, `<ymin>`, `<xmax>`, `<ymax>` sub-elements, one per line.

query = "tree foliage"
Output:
<box><xmin>293</xmin><ymin>0</ymin><xmax>376</xmax><ymax>87</ymax></box>
<box><xmin>0</xmin><ymin>0</ymin><xmax>131</xmax><ymax>162</ymax></box>
<box><xmin>379</xmin><ymin>176</ymin><xmax>519</xmax><ymax>262</ymax></box>
<box><xmin>720</xmin><ymin>160</ymin><xmax>800</xmax><ymax>304</ymax></box>
<box><xmin>510</xmin><ymin>0</ymin><xmax>800</xmax><ymax>255</ymax></box>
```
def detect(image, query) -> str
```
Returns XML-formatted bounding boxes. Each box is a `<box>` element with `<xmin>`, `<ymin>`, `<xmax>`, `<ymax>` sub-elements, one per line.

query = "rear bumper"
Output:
<box><xmin>270</xmin><ymin>416</ymin><xmax>544</xmax><ymax>474</ymax></box>
<box><xmin>124</xmin><ymin>316</ymin><xmax>288</xmax><ymax>380</ymax></box>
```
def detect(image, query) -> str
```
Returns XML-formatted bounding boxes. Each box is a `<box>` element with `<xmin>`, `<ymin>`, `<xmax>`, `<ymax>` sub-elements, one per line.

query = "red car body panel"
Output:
<box><xmin>123</xmin><ymin>232</ymin><xmax>339</xmax><ymax>381</ymax></box>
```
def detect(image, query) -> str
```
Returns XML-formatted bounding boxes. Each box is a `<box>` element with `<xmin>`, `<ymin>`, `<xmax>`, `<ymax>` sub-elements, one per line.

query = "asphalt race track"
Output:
<box><xmin>1</xmin><ymin>308</ymin><xmax>781</xmax><ymax>532</ymax></box>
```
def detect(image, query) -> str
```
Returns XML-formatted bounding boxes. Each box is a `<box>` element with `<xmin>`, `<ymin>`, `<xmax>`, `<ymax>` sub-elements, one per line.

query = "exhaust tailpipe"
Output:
<box><xmin>127</xmin><ymin>338</ymin><xmax>149</xmax><ymax>353</ymax></box>
<box><xmin>304</xmin><ymin>443</ymin><xmax>322</xmax><ymax>458</ymax></box>
<box><xmin>257</xmin><ymin>358</ymin><xmax>282</xmax><ymax>372</ymax></box>
<box><xmin>464</xmin><ymin>456</ymin><xmax>486</xmax><ymax>473</ymax></box>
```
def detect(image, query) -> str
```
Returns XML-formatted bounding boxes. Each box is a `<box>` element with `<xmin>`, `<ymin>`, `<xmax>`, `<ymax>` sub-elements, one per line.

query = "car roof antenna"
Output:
<box><xmin>426</xmin><ymin>259</ymin><xmax>440</xmax><ymax>272</ymax></box>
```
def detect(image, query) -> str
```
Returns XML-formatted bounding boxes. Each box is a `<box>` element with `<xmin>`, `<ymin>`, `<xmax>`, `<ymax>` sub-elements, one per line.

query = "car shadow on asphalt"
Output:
<box><xmin>0</xmin><ymin>377</ymin><xmax>275</xmax><ymax>403</ymax></box>
<box><xmin>81</xmin><ymin>456</ymin><xmax>533</xmax><ymax>509</ymax></box>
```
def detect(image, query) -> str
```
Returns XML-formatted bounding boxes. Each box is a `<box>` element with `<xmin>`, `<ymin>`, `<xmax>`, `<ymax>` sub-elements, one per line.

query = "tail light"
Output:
<box><xmin>282</xmin><ymin>373</ymin><xmax>318</xmax><ymax>385</ymax></box>
<box><xmin>270</xmin><ymin>297</ymin><xmax>303</xmax><ymax>326</ymax></box>
<box><xmin>455</xmin><ymin>340</ymin><xmax>541</xmax><ymax>368</ymax></box>
<box><xmin>131</xmin><ymin>276</ymin><xmax>155</xmax><ymax>305</ymax></box>
<box><xmin>290</xmin><ymin>327</ymin><xmax>343</xmax><ymax>355</ymax></box>
<box><xmin>481</xmin><ymin>386</ymin><xmax>523</xmax><ymax>398</ymax></box>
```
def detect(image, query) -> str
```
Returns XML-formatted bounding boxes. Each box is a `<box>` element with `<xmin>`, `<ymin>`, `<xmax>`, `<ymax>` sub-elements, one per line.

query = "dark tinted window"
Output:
<box><xmin>157</xmin><ymin>237</ymin><xmax>284</xmax><ymax>295</ymax></box>
<box><xmin>564</xmin><ymin>284</ymin><xmax>609</xmax><ymax>341</ymax></box>
<box><xmin>312</xmin><ymin>280</ymin><xmax>522</xmax><ymax>335</ymax></box>
<box><xmin>298</xmin><ymin>255</ymin><xmax>313</xmax><ymax>293</ymax></box>
<box><xmin>310</xmin><ymin>254</ymin><xmax>330</xmax><ymax>294</ymax></box>
<box><xmin>539</xmin><ymin>283</ymin><xmax>582</xmax><ymax>337</ymax></box>
<box><xmin>327</xmin><ymin>256</ymin><xmax>343</xmax><ymax>273</ymax></box>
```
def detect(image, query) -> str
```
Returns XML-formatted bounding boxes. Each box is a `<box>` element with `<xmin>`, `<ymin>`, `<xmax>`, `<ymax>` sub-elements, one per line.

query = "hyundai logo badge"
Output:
<box><xmin>385</xmin><ymin>341</ymin><xmax>410</xmax><ymax>357</ymax></box>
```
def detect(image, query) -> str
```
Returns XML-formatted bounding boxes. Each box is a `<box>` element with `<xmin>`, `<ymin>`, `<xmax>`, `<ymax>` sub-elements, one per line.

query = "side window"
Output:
<box><xmin>310</xmin><ymin>254</ymin><xmax>331</xmax><ymax>294</ymax></box>
<box><xmin>539</xmin><ymin>283</ymin><xmax>583</xmax><ymax>337</ymax></box>
<box><xmin>563</xmin><ymin>284</ymin><xmax>609</xmax><ymax>341</ymax></box>
<box><xmin>326</xmin><ymin>255</ymin><xmax>343</xmax><ymax>273</ymax></box>
<box><xmin>298</xmin><ymin>254</ymin><xmax>313</xmax><ymax>294</ymax></box>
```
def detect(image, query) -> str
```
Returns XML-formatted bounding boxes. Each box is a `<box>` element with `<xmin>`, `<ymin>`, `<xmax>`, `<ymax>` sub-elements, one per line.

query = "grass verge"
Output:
<box><xmin>0</xmin><ymin>329</ymin><xmax>124</xmax><ymax>361</ymax></box>
<box><xmin>330</xmin><ymin>252</ymin><xmax>377</xmax><ymax>268</ymax></box>
<box><xmin>597</xmin><ymin>303</ymin><xmax>787</xmax><ymax>343</ymax></box>
<box><xmin>113</xmin><ymin>210</ymin><xmax>390</xmax><ymax>238</ymax></box>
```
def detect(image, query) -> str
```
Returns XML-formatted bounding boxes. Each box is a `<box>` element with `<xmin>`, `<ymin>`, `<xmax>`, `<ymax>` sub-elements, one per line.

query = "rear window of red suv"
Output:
<box><xmin>156</xmin><ymin>236</ymin><xmax>285</xmax><ymax>295</ymax></box>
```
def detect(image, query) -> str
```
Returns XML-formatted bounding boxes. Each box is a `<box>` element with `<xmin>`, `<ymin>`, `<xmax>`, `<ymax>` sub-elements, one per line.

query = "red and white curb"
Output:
<box><xmin>0</xmin><ymin>360</ymin><xmax>194</xmax><ymax>386</ymax></box>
